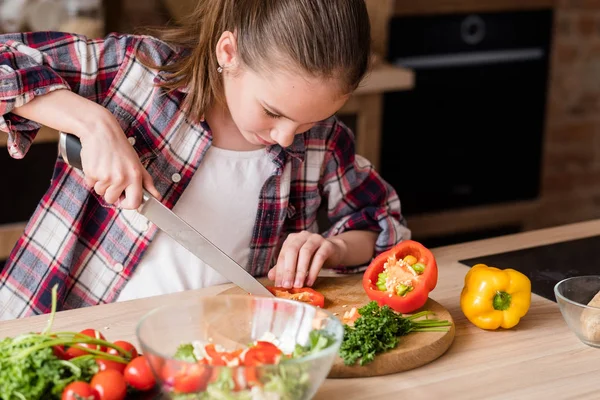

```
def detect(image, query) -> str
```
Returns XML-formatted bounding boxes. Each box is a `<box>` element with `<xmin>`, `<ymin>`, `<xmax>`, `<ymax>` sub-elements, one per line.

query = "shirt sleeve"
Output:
<box><xmin>0</xmin><ymin>31</ymin><xmax>133</xmax><ymax>158</ymax></box>
<box><xmin>321</xmin><ymin>118</ymin><xmax>411</xmax><ymax>264</ymax></box>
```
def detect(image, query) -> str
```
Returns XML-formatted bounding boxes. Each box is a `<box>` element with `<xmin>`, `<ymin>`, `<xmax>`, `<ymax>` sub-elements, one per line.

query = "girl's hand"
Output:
<box><xmin>79</xmin><ymin>108</ymin><xmax>160</xmax><ymax>209</ymax></box>
<box><xmin>267</xmin><ymin>231</ymin><xmax>345</xmax><ymax>288</ymax></box>
<box><xmin>11</xmin><ymin>89</ymin><xmax>160</xmax><ymax>209</ymax></box>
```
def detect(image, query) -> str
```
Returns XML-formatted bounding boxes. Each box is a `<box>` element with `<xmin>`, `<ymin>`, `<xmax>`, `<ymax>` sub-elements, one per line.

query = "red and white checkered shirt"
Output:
<box><xmin>0</xmin><ymin>32</ymin><xmax>410</xmax><ymax>321</ymax></box>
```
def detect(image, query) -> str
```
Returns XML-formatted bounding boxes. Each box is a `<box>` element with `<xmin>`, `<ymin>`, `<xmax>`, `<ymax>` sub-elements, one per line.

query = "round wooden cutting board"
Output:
<box><xmin>220</xmin><ymin>274</ymin><xmax>455</xmax><ymax>378</ymax></box>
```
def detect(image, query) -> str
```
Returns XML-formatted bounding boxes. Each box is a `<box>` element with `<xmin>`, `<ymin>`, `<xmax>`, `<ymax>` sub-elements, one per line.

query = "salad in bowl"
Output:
<box><xmin>135</xmin><ymin>294</ymin><xmax>343</xmax><ymax>399</ymax></box>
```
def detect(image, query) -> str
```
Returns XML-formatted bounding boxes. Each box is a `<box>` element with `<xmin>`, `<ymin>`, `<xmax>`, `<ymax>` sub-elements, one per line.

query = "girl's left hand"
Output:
<box><xmin>267</xmin><ymin>231</ymin><xmax>345</xmax><ymax>289</ymax></box>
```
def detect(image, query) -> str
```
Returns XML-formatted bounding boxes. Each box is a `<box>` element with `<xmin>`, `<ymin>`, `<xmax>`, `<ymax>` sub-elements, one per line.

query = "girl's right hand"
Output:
<box><xmin>79</xmin><ymin>107</ymin><xmax>160</xmax><ymax>210</ymax></box>
<box><xmin>11</xmin><ymin>89</ymin><xmax>160</xmax><ymax>210</ymax></box>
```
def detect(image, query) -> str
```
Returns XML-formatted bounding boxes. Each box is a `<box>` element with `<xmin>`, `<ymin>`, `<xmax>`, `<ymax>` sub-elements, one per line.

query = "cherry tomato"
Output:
<box><xmin>96</xmin><ymin>358</ymin><xmax>127</xmax><ymax>374</ymax></box>
<box><xmin>62</xmin><ymin>381</ymin><xmax>100</xmax><ymax>400</ymax></box>
<box><xmin>66</xmin><ymin>329</ymin><xmax>107</xmax><ymax>358</ymax></box>
<box><xmin>162</xmin><ymin>361</ymin><xmax>210</xmax><ymax>394</ymax></box>
<box><xmin>64</xmin><ymin>346</ymin><xmax>85</xmax><ymax>359</ymax></box>
<box><xmin>90</xmin><ymin>370</ymin><xmax>127</xmax><ymax>400</ymax></box>
<box><xmin>45</xmin><ymin>334</ymin><xmax>69</xmax><ymax>360</ymax></box>
<box><xmin>78</xmin><ymin>328</ymin><xmax>107</xmax><ymax>351</ymax></box>
<box><xmin>124</xmin><ymin>355</ymin><xmax>156</xmax><ymax>391</ymax></box>
<box><xmin>107</xmin><ymin>340</ymin><xmax>138</xmax><ymax>360</ymax></box>
<box><xmin>53</xmin><ymin>344</ymin><xmax>68</xmax><ymax>360</ymax></box>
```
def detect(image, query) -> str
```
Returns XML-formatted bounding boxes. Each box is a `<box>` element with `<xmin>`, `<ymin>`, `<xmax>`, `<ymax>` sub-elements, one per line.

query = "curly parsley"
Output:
<box><xmin>339</xmin><ymin>301</ymin><xmax>451</xmax><ymax>366</ymax></box>
<box><xmin>0</xmin><ymin>338</ymin><xmax>98</xmax><ymax>400</ymax></box>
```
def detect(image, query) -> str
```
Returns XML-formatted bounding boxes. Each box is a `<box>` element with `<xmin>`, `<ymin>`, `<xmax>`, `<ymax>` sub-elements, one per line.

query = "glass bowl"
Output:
<box><xmin>136</xmin><ymin>294</ymin><xmax>344</xmax><ymax>399</ymax></box>
<box><xmin>554</xmin><ymin>275</ymin><xmax>600</xmax><ymax>348</ymax></box>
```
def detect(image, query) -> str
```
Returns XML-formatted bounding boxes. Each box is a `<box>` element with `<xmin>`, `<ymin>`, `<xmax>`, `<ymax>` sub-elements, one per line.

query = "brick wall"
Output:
<box><xmin>528</xmin><ymin>1</ymin><xmax>600</xmax><ymax>230</ymax></box>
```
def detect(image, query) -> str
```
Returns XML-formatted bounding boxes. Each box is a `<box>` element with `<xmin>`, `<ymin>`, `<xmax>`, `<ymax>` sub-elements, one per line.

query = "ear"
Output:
<box><xmin>215</xmin><ymin>31</ymin><xmax>239</xmax><ymax>71</ymax></box>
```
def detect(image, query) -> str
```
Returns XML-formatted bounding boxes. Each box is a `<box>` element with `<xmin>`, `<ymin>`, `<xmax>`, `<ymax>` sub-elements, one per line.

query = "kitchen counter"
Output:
<box><xmin>2</xmin><ymin>219</ymin><xmax>600</xmax><ymax>399</ymax></box>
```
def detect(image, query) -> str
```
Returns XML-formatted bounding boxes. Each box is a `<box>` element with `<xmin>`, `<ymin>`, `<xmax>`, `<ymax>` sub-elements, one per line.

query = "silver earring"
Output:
<box><xmin>217</xmin><ymin>65</ymin><xmax>223</xmax><ymax>73</ymax></box>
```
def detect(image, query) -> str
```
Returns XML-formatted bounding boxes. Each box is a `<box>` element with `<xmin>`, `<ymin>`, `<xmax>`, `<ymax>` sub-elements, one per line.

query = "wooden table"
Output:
<box><xmin>2</xmin><ymin>219</ymin><xmax>600</xmax><ymax>399</ymax></box>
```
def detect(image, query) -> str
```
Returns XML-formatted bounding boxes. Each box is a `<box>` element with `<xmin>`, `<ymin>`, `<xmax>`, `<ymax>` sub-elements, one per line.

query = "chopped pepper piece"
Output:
<box><xmin>266</xmin><ymin>286</ymin><xmax>325</xmax><ymax>308</ymax></box>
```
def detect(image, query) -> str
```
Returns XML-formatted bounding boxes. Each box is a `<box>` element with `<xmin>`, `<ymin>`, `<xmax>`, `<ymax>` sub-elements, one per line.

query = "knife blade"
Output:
<box><xmin>58</xmin><ymin>132</ymin><xmax>273</xmax><ymax>297</ymax></box>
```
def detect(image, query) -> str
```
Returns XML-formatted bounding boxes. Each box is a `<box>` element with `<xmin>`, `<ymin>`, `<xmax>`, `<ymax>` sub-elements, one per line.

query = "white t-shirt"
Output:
<box><xmin>116</xmin><ymin>145</ymin><xmax>273</xmax><ymax>302</ymax></box>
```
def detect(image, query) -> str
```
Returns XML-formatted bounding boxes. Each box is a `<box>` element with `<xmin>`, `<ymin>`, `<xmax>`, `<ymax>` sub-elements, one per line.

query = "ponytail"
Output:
<box><xmin>142</xmin><ymin>0</ymin><xmax>234</xmax><ymax>120</ymax></box>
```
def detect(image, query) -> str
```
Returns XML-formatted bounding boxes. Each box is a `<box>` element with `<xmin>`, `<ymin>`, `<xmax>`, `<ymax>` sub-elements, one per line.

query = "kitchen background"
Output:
<box><xmin>0</xmin><ymin>0</ymin><xmax>598</xmax><ymax>265</ymax></box>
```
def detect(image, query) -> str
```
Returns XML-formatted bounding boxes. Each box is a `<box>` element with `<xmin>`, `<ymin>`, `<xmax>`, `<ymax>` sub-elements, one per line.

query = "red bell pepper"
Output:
<box><xmin>266</xmin><ymin>287</ymin><xmax>325</xmax><ymax>308</ymax></box>
<box><xmin>362</xmin><ymin>240</ymin><xmax>438</xmax><ymax>313</ymax></box>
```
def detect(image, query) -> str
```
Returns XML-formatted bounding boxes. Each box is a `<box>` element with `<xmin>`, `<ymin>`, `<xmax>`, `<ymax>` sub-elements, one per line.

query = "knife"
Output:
<box><xmin>58</xmin><ymin>132</ymin><xmax>273</xmax><ymax>297</ymax></box>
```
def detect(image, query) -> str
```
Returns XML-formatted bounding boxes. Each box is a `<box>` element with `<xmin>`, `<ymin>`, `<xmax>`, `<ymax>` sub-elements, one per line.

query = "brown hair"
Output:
<box><xmin>145</xmin><ymin>0</ymin><xmax>371</xmax><ymax>120</ymax></box>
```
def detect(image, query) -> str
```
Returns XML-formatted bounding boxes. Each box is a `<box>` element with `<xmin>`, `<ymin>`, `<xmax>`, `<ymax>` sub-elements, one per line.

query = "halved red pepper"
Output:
<box><xmin>266</xmin><ymin>287</ymin><xmax>325</xmax><ymax>308</ymax></box>
<box><xmin>362</xmin><ymin>240</ymin><xmax>438</xmax><ymax>314</ymax></box>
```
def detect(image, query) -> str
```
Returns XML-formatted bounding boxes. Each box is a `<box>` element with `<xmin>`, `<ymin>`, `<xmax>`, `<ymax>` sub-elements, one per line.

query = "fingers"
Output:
<box><xmin>273</xmin><ymin>232</ymin><xmax>334</xmax><ymax>289</ymax></box>
<box><xmin>275</xmin><ymin>232</ymin><xmax>307</xmax><ymax>288</ymax></box>
<box><xmin>268</xmin><ymin>251</ymin><xmax>285</xmax><ymax>282</ymax></box>
<box><xmin>84</xmin><ymin>177</ymin><xmax>97</xmax><ymax>189</ymax></box>
<box><xmin>306</xmin><ymin>241</ymin><xmax>335</xmax><ymax>287</ymax></box>
<box><xmin>93</xmin><ymin>180</ymin><xmax>110</xmax><ymax>197</ymax></box>
<box><xmin>103</xmin><ymin>184</ymin><xmax>123</xmax><ymax>205</ymax></box>
<box><xmin>77</xmin><ymin>121</ymin><xmax>155</xmax><ymax>210</ymax></box>
<box><xmin>120</xmin><ymin>182</ymin><xmax>143</xmax><ymax>210</ymax></box>
<box><xmin>276</xmin><ymin>250</ymin><xmax>298</xmax><ymax>289</ymax></box>
<box><xmin>142</xmin><ymin>169</ymin><xmax>161</xmax><ymax>199</ymax></box>
<box><xmin>85</xmin><ymin>167</ymin><xmax>153</xmax><ymax>210</ymax></box>
<box><xmin>294</xmin><ymin>235</ymin><xmax>323</xmax><ymax>288</ymax></box>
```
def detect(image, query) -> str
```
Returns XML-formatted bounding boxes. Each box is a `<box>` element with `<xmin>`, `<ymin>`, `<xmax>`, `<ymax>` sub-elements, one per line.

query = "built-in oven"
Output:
<box><xmin>380</xmin><ymin>9</ymin><xmax>554</xmax><ymax>217</ymax></box>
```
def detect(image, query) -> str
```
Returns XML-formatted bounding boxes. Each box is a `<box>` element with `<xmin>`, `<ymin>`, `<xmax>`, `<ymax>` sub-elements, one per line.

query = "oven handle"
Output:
<box><xmin>393</xmin><ymin>48</ymin><xmax>544</xmax><ymax>69</ymax></box>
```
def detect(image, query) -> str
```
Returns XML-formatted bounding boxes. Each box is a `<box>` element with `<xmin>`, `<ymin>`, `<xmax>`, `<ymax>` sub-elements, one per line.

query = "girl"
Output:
<box><xmin>0</xmin><ymin>0</ymin><xmax>410</xmax><ymax>320</ymax></box>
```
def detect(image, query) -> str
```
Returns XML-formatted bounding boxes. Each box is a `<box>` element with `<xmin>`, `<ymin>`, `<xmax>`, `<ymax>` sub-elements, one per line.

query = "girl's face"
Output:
<box><xmin>216</xmin><ymin>33</ymin><xmax>349</xmax><ymax>148</ymax></box>
<box><xmin>223</xmin><ymin>65</ymin><xmax>349</xmax><ymax>148</ymax></box>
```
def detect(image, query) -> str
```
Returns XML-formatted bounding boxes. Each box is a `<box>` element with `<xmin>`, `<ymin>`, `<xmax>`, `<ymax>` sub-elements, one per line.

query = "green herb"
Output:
<box><xmin>339</xmin><ymin>301</ymin><xmax>451</xmax><ymax>366</ymax></box>
<box><xmin>174</xmin><ymin>343</ymin><xmax>197</xmax><ymax>363</ymax></box>
<box><xmin>292</xmin><ymin>329</ymin><xmax>336</xmax><ymax>359</ymax></box>
<box><xmin>0</xmin><ymin>285</ymin><xmax>129</xmax><ymax>400</ymax></box>
<box><xmin>0</xmin><ymin>334</ymin><xmax>99</xmax><ymax>400</ymax></box>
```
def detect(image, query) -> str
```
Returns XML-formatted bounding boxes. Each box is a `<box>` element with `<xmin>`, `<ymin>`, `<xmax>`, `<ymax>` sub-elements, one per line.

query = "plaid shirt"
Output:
<box><xmin>0</xmin><ymin>32</ymin><xmax>410</xmax><ymax>321</ymax></box>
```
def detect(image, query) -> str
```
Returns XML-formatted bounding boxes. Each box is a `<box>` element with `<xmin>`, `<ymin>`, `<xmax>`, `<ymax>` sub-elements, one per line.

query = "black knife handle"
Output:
<box><xmin>58</xmin><ymin>132</ymin><xmax>83</xmax><ymax>170</ymax></box>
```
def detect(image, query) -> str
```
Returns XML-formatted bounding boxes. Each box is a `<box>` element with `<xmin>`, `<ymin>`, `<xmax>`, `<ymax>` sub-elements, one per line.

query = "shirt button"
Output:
<box><xmin>112</xmin><ymin>263</ymin><xmax>124</xmax><ymax>273</ymax></box>
<box><xmin>171</xmin><ymin>173</ymin><xmax>181</xmax><ymax>183</ymax></box>
<box><xmin>128</xmin><ymin>137</ymin><xmax>136</xmax><ymax>146</ymax></box>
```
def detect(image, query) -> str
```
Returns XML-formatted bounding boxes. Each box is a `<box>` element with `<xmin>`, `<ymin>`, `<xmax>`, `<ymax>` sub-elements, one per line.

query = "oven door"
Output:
<box><xmin>380</xmin><ymin>10</ymin><xmax>553</xmax><ymax>216</ymax></box>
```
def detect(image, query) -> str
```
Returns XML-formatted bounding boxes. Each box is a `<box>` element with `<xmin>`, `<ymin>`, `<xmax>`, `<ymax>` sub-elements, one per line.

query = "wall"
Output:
<box><xmin>530</xmin><ymin>1</ymin><xmax>600</xmax><ymax>230</ymax></box>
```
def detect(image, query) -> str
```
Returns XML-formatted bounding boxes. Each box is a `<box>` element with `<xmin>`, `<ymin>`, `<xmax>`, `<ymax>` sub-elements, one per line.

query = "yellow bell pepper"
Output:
<box><xmin>460</xmin><ymin>263</ymin><xmax>531</xmax><ymax>330</ymax></box>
